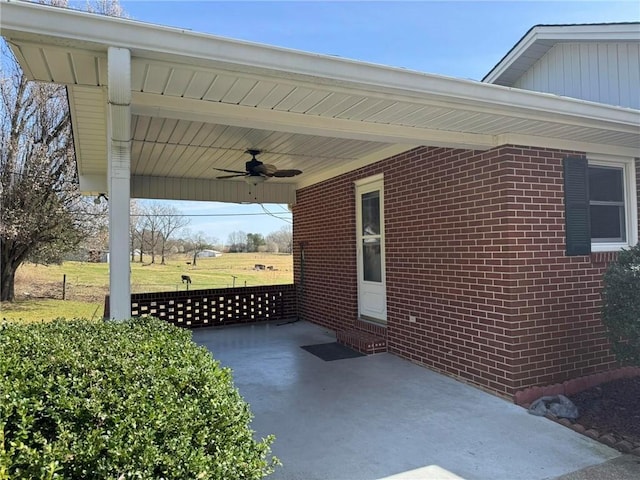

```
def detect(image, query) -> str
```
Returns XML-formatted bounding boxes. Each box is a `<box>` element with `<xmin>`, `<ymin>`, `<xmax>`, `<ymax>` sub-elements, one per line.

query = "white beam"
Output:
<box><xmin>131</xmin><ymin>92</ymin><xmax>497</xmax><ymax>150</ymax></box>
<box><xmin>131</xmin><ymin>175</ymin><xmax>296</xmax><ymax>204</ymax></box>
<box><xmin>107</xmin><ymin>47</ymin><xmax>132</xmax><ymax>320</ymax></box>
<box><xmin>497</xmin><ymin>133</ymin><xmax>640</xmax><ymax>159</ymax></box>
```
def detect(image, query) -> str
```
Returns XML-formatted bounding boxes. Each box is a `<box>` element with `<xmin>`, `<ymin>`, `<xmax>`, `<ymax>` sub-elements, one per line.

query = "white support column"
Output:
<box><xmin>107</xmin><ymin>47</ymin><xmax>132</xmax><ymax>320</ymax></box>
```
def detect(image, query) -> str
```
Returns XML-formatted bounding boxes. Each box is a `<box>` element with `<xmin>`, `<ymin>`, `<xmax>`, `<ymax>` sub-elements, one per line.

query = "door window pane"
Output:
<box><xmin>363</xmin><ymin>238</ymin><xmax>382</xmax><ymax>282</ymax></box>
<box><xmin>362</xmin><ymin>191</ymin><xmax>380</xmax><ymax>236</ymax></box>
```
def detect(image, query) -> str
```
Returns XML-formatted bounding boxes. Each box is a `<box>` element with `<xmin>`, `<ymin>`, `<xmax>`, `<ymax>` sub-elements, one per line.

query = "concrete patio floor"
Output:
<box><xmin>192</xmin><ymin>320</ymin><xmax>620</xmax><ymax>480</ymax></box>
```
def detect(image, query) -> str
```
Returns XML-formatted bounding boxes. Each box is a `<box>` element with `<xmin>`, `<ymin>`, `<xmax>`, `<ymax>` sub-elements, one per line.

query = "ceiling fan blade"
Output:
<box><xmin>271</xmin><ymin>169</ymin><xmax>303</xmax><ymax>178</ymax></box>
<box><xmin>216</xmin><ymin>174</ymin><xmax>245</xmax><ymax>179</ymax></box>
<box><xmin>256</xmin><ymin>163</ymin><xmax>278</xmax><ymax>175</ymax></box>
<box><xmin>214</xmin><ymin>167</ymin><xmax>246</xmax><ymax>174</ymax></box>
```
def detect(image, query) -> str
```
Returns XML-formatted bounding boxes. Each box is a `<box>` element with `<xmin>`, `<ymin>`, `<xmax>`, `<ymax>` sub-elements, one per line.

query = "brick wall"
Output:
<box><xmin>293</xmin><ymin>146</ymin><xmax>639</xmax><ymax>397</ymax></box>
<box><xmin>503</xmin><ymin>148</ymin><xmax>617</xmax><ymax>392</ymax></box>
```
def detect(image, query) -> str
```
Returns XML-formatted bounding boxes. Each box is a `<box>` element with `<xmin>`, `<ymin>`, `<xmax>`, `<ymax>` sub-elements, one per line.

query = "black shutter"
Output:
<box><xmin>563</xmin><ymin>156</ymin><xmax>591</xmax><ymax>256</ymax></box>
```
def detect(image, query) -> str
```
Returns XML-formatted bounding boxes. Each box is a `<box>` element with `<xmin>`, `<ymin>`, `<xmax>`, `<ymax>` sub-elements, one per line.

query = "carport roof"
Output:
<box><xmin>1</xmin><ymin>1</ymin><xmax>638</xmax><ymax>204</ymax></box>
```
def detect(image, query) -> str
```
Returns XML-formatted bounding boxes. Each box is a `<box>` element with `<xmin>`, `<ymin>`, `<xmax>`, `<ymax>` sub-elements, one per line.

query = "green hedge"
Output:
<box><xmin>601</xmin><ymin>244</ymin><xmax>640</xmax><ymax>366</ymax></box>
<box><xmin>0</xmin><ymin>317</ymin><xmax>278</xmax><ymax>479</ymax></box>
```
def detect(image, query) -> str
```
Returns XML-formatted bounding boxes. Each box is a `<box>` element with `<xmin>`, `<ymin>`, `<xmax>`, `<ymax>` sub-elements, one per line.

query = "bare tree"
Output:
<box><xmin>141</xmin><ymin>204</ymin><xmax>165</xmax><ymax>264</ymax></box>
<box><xmin>266</xmin><ymin>226</ymin><xmax>293</xmax><ymax>254</ymax></box>
<box><xmin>157</xmin><ymin>204</ymin><xmax>190</xmax><ymax>264</ymax></box>
<box><xmin>187</xmin><ymin>231</ymin><xmax>212</xmax><ymax>267</ymax></box>
<box><xmin>0</xmin><ymin>0</ymin><xmax>127</xmax><ymax>301</ymax></box>
<box><xmin>227</xmin><ymin>230</ymin><xmax>247</xmax><ymax>253</ymax></box>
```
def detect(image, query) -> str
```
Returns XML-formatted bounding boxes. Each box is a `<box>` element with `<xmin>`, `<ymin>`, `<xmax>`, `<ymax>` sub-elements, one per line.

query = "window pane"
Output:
<box><xmin>589</xmin><ymin>166</ymin><xmax>623</xmax><ymax>202</ymax></box>
<box><xmin>363</xmin><ymin>238</ymin><xmax>382</xmax><ymax>282</ymax></box>
<box><xmin>362</xmin><ymin>191</ymin><xmax>380</xmax><ymax>236</ymax></box>
<box><xmin>591</xmin><ymin>205</ymin><xmax>626</xmax><ymax>241</ymax></box>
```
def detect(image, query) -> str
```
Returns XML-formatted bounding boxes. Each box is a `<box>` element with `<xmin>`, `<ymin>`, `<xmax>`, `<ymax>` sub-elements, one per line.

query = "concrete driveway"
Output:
<box><xmin>192</xmin><ymin>320</ymin><xmax>619</xmax><ymax>480</ymax></box>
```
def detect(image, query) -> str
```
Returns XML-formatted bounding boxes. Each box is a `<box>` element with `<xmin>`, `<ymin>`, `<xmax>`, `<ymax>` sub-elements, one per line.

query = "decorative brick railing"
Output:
<box><xmin>104</xmin><ymin>284</ymin><xmax>297</xmax><ymax>328</ymax></box>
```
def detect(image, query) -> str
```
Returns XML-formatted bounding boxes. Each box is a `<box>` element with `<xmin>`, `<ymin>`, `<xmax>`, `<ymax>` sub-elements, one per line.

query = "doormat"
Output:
<box><xmin>301</xmin><ymin>342</ymin><xmax>365</xmax><ymax>361</ymax></box>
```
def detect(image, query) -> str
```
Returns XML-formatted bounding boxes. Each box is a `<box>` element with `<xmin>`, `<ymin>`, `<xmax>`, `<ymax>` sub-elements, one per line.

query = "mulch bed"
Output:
<box><xmin>567</xmin><ymin>376</ymin><xmax>640</xmax><ymax>454</ymax></box>
<box><xmin>514</xmin><ymin>369</ymin><xmax>640</xmax><ymax>456</ymax></box>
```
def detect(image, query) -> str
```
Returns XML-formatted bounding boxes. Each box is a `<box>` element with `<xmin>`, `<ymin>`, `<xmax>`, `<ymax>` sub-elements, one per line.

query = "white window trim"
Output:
<box><xmin>588</xmin><ymin>154</ymin><xmax>638</xmax><ymax>252</ymax></box>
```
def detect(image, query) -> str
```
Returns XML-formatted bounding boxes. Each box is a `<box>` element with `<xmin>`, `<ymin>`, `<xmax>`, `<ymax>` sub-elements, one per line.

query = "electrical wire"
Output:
<box><xmin>76</xmin><ymin>211</ymin><xmax>291</xmax><ymax>218</ymax></box>
<box><xmin>259</xmin><ymin>203</ymin><xmax>292</xmax><ymax>224</ymax></box>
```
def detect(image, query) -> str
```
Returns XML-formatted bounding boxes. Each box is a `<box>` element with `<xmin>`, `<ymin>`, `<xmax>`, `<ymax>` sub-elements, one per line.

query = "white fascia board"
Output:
<box><xmin>483</xmin><ymin>28</ymin><xmax>544</xmax><ymax>85</ymax></box>
<box><xmin>532</xmin><ymin>23</ymin><xmax>640</xmax><ymax>42</ymax></box>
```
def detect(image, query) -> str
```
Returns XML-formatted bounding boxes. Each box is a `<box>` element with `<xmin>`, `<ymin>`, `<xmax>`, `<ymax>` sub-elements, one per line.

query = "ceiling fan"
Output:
<box><xmin>214</xmin><ymin>149</ymin><xmax>303</xmax><ymax>185</ymax></box>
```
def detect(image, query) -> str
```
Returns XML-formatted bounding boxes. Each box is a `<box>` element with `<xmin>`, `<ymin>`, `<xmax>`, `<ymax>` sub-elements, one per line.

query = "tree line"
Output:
<box><xmin>124</xmin><ymin>203</ymin><xmax>292</xmax><ymax>266</ymax></box>
<box><xmin>79</xmin><ymin>200</ymin><xmax>293</xmax><ymax>266</ymax></box>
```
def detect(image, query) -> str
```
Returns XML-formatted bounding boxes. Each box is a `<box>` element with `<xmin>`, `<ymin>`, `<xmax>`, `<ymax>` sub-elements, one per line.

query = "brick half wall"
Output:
<box><xmin>105</xmin><ymin>284</ymin><xmax>297</xmax><ymax>328</ymax></box>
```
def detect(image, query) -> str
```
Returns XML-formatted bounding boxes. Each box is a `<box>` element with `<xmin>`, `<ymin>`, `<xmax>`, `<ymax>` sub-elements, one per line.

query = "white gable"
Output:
<box><xmin>514</xmin><ymin>42</ymin><xmax>640</xmax><ymax>109</ymax></box>
<box><xmin>484</xmin><ymin>24</ymin><xmax>640</xmax><ymax>109</ymax></box>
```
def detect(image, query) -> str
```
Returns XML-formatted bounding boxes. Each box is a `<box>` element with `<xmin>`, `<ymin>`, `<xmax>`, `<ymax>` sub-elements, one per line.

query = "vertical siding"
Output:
<box><xmin>515</xmin><ymin>42</ymin><xmax>640</xmax><ymax>109</ymax></box>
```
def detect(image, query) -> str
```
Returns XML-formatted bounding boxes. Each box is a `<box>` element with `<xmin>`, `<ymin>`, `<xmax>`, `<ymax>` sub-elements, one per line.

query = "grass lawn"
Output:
<box><xmin>0</xmin><ymin>299</ymin><xmax>105</xmax><ymax>323</ymax></box>
<box><xmin>1</xmin><ymin>253</ymin><xmax>293</xmax><ymax>322</ymax></box>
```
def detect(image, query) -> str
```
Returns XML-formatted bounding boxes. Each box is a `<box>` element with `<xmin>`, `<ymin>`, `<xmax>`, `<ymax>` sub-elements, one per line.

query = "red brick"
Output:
<box><xmin>293</xmin><ymin>146</ymin><xmax>637</xmax><ymax>398</ymax></box>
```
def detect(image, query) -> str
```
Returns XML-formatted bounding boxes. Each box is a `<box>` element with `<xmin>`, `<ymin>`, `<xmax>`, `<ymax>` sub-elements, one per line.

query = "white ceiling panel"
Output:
<box><xmin>239</xmin><ymin>80</ymin><xmax>279</xmax><ymax>107</ymax></box>
<box><xmin>221</xmin><ymin>78</ymin><xmax>258</xmax><ymax>104</ymax></box>
<box><xmin>255</xmin><ymin>84</ymin><xmax>298</xmax><ymax>109</ymax></box>
<box><xmin>16</xmin><ymin>44</ymin><xmax>51</xmax><ymax>80</ymax></box>
<box><xmin>288</xmin><ymin>90</ymin><xmax>332</xmax><ymax>113</ymax></box>
<box><xmin>163</xmin><ymin>68</ymin><xmax>195</xmax><ymax>97</ymax></box>
<box><xmin>202</xmin><ymin>74</ymin><xmax>237</xmax><ymax>102</ymax></box>
<box><xmin>182</xmin><ymin>71</ymin><xmax>215</xmax><ymax>99</ymax></box>
<box><xmin>142</xmin><ymin>64</ymin><xmax>172</xmax><ymax>94</ymax></box>
<box><xmin>273</xmin><ymin>87</ymin><xmax>316</xmax><ymax>111</ymax></box>
<box><xmin>43</xmin><ymin>49</ymin><xmax>78</xmax><ymax>84</ymax></box>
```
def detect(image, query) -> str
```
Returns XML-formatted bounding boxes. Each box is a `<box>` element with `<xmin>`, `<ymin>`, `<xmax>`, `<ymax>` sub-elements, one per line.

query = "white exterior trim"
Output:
<box><xmin>587</xmin><ymin>154</ymin><xmax>638</xmax><ymax>252</ymax></box>
<box><xmin>355</xmin><ymin>176</ymin><xmax>387</xmax><ymax>323</ymax></box>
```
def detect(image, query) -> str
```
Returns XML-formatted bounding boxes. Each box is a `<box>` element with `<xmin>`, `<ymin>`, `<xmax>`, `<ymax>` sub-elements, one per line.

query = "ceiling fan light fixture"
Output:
<box><xmin>245</xmin><ymin>175</ymin><xmax>266</xmax><ymax>186</ymax></box>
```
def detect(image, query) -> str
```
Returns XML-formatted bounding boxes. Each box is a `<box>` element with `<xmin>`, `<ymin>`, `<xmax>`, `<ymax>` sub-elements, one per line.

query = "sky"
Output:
<box><xmin>116</xmin><ymin>0</ymin><xmax>639</xmax><ymax>244</ymax></box>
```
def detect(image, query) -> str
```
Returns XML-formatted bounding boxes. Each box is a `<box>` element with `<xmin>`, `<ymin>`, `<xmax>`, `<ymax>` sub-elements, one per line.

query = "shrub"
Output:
<box><xmin>601</xmin><ymin>243</ymin><xmax>640</xmax><ymax>366</ymax></box>
<box><xmin>0</xmin><ymin>317</ymin><xmax>278</xmax><ymax>479</ymax></box>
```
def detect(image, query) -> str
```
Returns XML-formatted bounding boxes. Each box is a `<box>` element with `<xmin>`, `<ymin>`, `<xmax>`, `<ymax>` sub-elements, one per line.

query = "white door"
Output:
<box><xmin>356</xmin><ymin>177</ymin><xmax>387</xmax><ymax>323</ymax></box>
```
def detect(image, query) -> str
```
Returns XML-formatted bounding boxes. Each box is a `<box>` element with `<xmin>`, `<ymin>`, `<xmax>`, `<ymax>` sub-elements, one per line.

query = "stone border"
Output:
<box><xmin>513</xmin><ymin>367</ymin><xmax>640</xmax><ymax>456</ymax></box>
